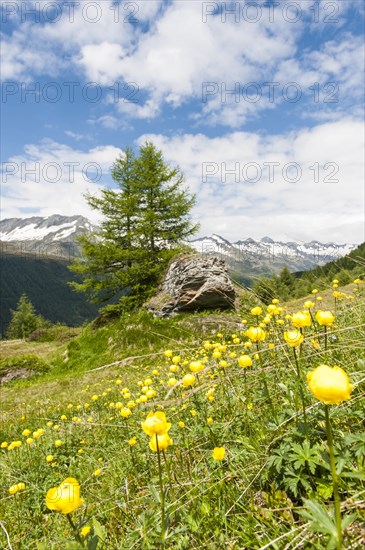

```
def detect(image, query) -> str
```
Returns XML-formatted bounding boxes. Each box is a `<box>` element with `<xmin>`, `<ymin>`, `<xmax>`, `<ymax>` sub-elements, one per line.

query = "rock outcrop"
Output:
<box><xmin>146</xmin><ymin>254</ymin><xmax>236</xmax><ymax>317</ymax></box>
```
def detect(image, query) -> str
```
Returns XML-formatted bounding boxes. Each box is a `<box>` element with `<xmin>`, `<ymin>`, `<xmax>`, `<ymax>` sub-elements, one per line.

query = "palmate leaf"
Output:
<box><xmin>299</xmin><ymin>498</ymin><xmax>337</xmax><ymax>538</ymax></box>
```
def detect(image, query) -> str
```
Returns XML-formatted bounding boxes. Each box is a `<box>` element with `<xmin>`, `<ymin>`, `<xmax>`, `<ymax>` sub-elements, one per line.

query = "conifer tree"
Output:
<box><xmin>70</xmin><ymin>142</ymin><xmax>199</xmax><ymax>312</ymax></box>
<box><xmin>6</xmin><ymin>293</ymin><xmax>47</xmax><ymax>339</ymax></box>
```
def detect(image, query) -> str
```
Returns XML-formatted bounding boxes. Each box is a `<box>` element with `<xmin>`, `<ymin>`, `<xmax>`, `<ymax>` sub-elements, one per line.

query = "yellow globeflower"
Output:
<box><xmin>284</xmin><ymin>330</ymin><xmax>304</xmax><ymax>347</ymax></box>
<box><xmin>164</xmin><ymin>350</ymin><xmax>173</xmax><ymax>358</ymax></box>
<box><xmin>291</xmin><ymin>311</ymin><xmax>311</xmax><ymax>328</ymax></box>
<box><xmin>46</xmin><ymin>455</ymin><xmax>54</xmax><ymax>463</ymax></box>
<box><xmin>141</xmin><ymin>411</ymin><xmax>171</xmax><ymax>437</ymax></box>
<box><xmin>303</xmin><ymin>300</ymin><xmax>315</xmax><ymax>309</ymax></box>
<box><xmin>315</xmin><ymin>310</ymin><xmax>335</xmax><ymax>327</ymax></box>
<box><xmin>46</xmin><ymin>478</ymin><xmax>84</xmax><ymax>515</ymax></box>
<box><xmin>128</xmin><ymin>437</ymin><xmax>137</xmax><ymax>447</ymax></box>
<box><xmin>9</xmin><ymin>484</ymin><xmax>19</xmax><ymax>495</ymax></box>
<box><xmin>212</xmin><ymin>447</ymin><xmax>225</xmax><ymax>461</ymax></box>
<box><xmin>251</xmin><ymin>306</ymin><xmax>263</xmax><ymax>316</ymax></box>
<box><xmin>120</xmin><ymin>408</ymin><xmax>132</xmax><ymax>418</ymax></box>
<box><xmin>238</xmin><ymin>355</ymin><xmax>252</xmax><ymax>368</ymax></box>
<box><xmin>149</xmin><ymin>433</ymin><xmax>173</xmax><ymax>452</ymax></box>
<box><xmin>189</xmin><ymin>360</ymin><xmax>204</xmax><ymax>373</ymax></box>
<box><xmin>182</xmin><ymin>373</ymin><xmax>196</xmax><ymax>387</ymax></box>
<box><xmin>80</xmin><ymin>526</ymin><xmax>91</xmax><ymax>537</ymax></box>
<box><xmin>246</xmin><ymin>327</ymin><xmax>266</xmax><ymax>342</ymax></box>
<box><xmin>306</xmin><ymin>365</ymin><xmax>353</xmax><ymax>405</ymax></box>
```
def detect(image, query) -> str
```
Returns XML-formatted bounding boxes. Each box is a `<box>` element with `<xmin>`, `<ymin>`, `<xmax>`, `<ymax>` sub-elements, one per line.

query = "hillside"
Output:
<box><xmin>0</xmin><ymin>251</ymin><xmax>99</xmax><ymax>336</ymax></box>
<box><xmin>0</xmin><ymin>282</ymin><xmax>364</xmax><ymax>549</ymax></box>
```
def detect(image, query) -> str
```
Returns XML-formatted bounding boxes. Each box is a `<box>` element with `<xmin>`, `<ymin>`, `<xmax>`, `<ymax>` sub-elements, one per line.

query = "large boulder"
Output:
<box><xmin>146</xmin><ymin>254</ymin><xmax>236</xmax><ymax>317</ymax></box>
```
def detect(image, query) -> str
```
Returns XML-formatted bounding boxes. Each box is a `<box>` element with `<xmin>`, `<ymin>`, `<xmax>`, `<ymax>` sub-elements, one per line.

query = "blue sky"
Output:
<box><xmin>1</xmin><ymin>0</ymin><xmax>364</xmax><ymax>243</ymax></box>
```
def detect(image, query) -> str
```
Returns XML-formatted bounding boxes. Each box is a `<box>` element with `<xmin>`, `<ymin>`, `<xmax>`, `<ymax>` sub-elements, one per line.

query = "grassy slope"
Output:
<box><xmin>1</xmin><ymin>285</ymin><xmax>364</xmax><ymax>549</ymax></box>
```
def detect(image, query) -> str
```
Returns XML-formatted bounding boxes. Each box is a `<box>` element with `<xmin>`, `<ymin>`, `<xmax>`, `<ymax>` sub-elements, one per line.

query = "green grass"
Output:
<box><xmin>0</xmin><ymin>284</ymin><xmax>364</xmax><ymax>549</ymax></box>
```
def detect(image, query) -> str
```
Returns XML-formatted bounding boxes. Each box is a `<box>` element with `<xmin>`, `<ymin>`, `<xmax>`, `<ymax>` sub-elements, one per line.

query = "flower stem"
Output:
<box><xmin>293</xmin><ymin>348</ymin><xmax>308</xmax><ymax>436</ymax></box>
<box><xmin>324</xmin><ymin>326</ymin><xmax>328</xmax><ymax>351</ymax></box>
<box><xmin>324</xmin><ymin>405</ymin><xmax>342</xmax><ymax>549</ymax></box>
<box><xmin>156</xmin><ymin>435</ymin><xmax>165</xmax><ymax>544</ymax></box>
<box><xmin>256</xmin><ymin>342</ymin><xmax>277</xmax><ymax>423</ymax></box>
<box><xmin>66</xmin><ymin>514</ymin><xmax>84</xmax><ymax>547</ymax></box>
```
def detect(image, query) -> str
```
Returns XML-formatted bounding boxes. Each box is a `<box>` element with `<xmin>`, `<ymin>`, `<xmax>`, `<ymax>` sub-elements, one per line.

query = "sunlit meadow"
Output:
<box><xmin>1</xmin><ymin>280</ymin><xmax>364</xmax><ymax>549</ymax></box>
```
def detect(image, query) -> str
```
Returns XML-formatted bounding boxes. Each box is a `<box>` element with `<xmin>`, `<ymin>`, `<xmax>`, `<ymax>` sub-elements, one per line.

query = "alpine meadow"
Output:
<box><xmin>1</xmin><ymin>2</ymin><xmax>365</xmax><ymax>550</ymax></box>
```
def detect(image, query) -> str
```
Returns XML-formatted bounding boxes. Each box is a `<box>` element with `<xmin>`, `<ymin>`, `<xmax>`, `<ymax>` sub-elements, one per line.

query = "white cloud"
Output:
<box><xmin>1</xmin><ymin>140</ymin><xmax>122</xmax><ymax>222</ymax></box>
<box><xmin>137</xmin><ymin>118</ymin><xmax>365</xmax><ymax>243</ymax></box>
<box><xmin>2</xmin><ymin>0</ymin><xmax>363</xmax><ymax>127</ymax></box>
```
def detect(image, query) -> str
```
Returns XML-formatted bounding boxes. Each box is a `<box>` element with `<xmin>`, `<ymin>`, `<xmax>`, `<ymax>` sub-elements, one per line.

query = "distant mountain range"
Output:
<box><xmin>0</xmin><ymin>215</ymin><xmax>357</xmax><ymax>268</ymax></box>
<box><xmin>0</xmin><ymin>214</ymin><xmax>359</xmax><ymax>334</ymax></box>
<box><xmin>0</xmin><ymin>215</ymin><xmax>97</xmax><ymax>259</ymax></box>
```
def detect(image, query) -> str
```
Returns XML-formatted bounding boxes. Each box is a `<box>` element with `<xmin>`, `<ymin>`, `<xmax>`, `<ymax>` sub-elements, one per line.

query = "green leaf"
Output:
<box><xmin>299</xmin><ymin>499</ymin><xmax>337</xmax><ymax>538</ymax></box>
<box><xmin>341</xmin><ymin>470</ymin><xmax>365</xmax><ymax>480</ymax></box>
<box><xmin>92</xmin><ymin>518</ymin><xmax>106</xmax><ymax>543</ymax></box>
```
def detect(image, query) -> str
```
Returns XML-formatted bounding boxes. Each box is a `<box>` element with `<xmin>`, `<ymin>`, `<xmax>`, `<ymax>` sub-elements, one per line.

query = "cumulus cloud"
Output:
<box><xmin>1</xmin><ymin>140</ymin><xmax>122</xmax><ymax>222</ymax></box>
<box><xmin>137</xmin><ymin>119</ymin><xmax>364</xmax><ymax>243</ymax></box>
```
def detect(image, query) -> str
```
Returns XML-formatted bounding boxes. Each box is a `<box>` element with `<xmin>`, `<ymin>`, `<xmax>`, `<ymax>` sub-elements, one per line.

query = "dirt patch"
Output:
<box><xmin>0</xmin><ymin>368</ymin><xmax>36</xmax><ymax>385</ymax></box>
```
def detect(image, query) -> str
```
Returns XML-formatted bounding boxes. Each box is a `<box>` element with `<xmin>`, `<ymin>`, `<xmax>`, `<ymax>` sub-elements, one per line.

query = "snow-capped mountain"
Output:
<box><xmin>0</xmin><ymin>215</ymin><xmax>357</xmax><ymax>273</ymax></box>
<box><xmin>188</xmin><ymin>234</ymin><xmax>357</xmax><ymax>279</ymax></box>
<box><xmin>189</xmin><ymin>234</ymin><xmax>356</xmax><ymax>262</ymax></box>
<box><xmin>0</xmin><ymin>215</ymin><xmax>98</xmax><ymax>258</ymax></box>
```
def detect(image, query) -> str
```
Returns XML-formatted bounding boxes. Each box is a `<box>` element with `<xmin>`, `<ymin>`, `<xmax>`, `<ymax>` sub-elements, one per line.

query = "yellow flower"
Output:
<box><xmin>22</xmin><ymin>429</ymin><xmax>31</xmax><ymax>437</ymax></box>
<box><xmin>80</xmin><ymin>525</ymin><xmax>91</xmax><ymax>537</ymax></box>
<box><xmin>303</xmin><ymin>300</ymin><xmax>314</xmax><ymax>309</ymax></box>
<box><xmin>178</xmin><ymin>421</ymin><xmax>185</xmax><ymax>428</ymax></box>
<box><xmin>172</xmin><ymin>355</ymin><xmax>181</xmax><ymax>364</ymax></box>
<box><xmin>26</xmin><ymin>438</ymin><xmax>34</xmax><ymax>445</ymax></box>
<box><xmin>306</xmin><ymin>365</ymin><xmax>353</xmax><ymax>405</ymax></box>
<box><xmin>246</xmin><ymin>327</ymin><xmax>266</xmax><ymax>342</ymax></box>
<box><xmin>267</xmin><ymin>304</ymin><xmax>276</xmax><ymax>313</ymax></box>
<box><xmin>93</xmin><ymin>469</ymin><xmax>101</xmax><ymax>476</ymax></box>
<box><xmin>315</xmin><ymin>310</ymin><xmax>335</xmax><ymax>327</ymax></box>
<box><xmin>149</xmin><ymin>433</ymin><xmax>173</xmax><ymax>452</ymax></box>
<box><xmin>272</xmin><ymin>299</ymin><xmax>280</xmax><ymax>304</ymax></box>
<box><xmin>54</xmin><ymin>440</ymin><xmax>63</xmax><ymax>447</ymax></box>
<box><xmin>1</xmin><ymin>441</ymin><xmax>8</xmax><ymax>448</ymax></box>
<box><xmin>311</xmin><ymin>339</ymin><xmax>320</xmax><ymax>350</ymax></box>
<box><xmin>164</xmin><ymin>350</ymin><xmax>173</xmax><ymax>358</ymax></box>
<box><xmin>251</xmin><ymin>306</ymin><xmax>263</xmax><ymax>316</ymax></box>
<box><xmin>238</xmin><ymin>355</ymin><xmax>252</xmax><ymax>368</ymax></box>
<box><xmin>284</xmin><ymin>330</ymin><xmax>304</xmax><ymax>347</ymax></box>
<box><xmin>9</xmin><ymin>484</ymin><xmax>19</xmax><ymax>495</ymax></box>
<box><xmin>189</xmin><ymin>360</ymin><xmax>204</xmax><ymax>373</ymax></box>
<box><xmin>182</xmin><ymin>374</ymin><xmax>196</xmax><ymax>387</ymax></box>
<box><xmin>46</xmin><ymin>455</ymin><xmax>54</xmax><ymax>463</ymax></box>
<box><xmin>128</xmin><ymin>437</ymin><xmax>137</xmax><ymax>447</ymax></box>
<box><xmin>167</xmin><ymin>378</ymin><xmax>177</xmax><ymax>387</ymax></box>
<box><xmin>312</xmin><ymin>289</ymin><xmax>318</xmax><ymax>294</ymax></box>
<box><xmin>207</xmin><ymin>417</ymin><xmax>213</xmax><ymax>425</ymax></box>
<box><xmin>212</xmin><ymin>447</ymin><xmax>225</xmax><ymax>461</ymax></box>
<box><xmin>120</xmin><ymin>407</ymin><xmax>132</xmax><ymax>418</ymax></box>
<box><xmin>46</xmin><ymin>478</ymin><xmax>84</xmax><ymax>514</ymax></box>
<box><xmin>291</xmin><ymin>311</ymin><xmax>311</xmax><ymax>328</ymax></box>
<box><xmin>141</xmin><ymin>411</ymin><xmax>171</xmax><ymax>436</ymax></box>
